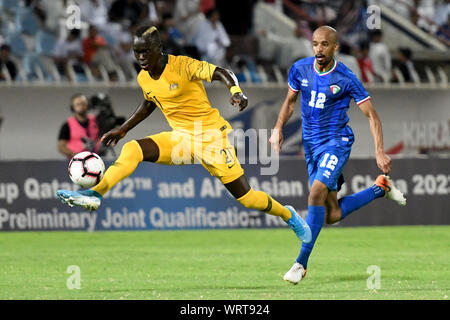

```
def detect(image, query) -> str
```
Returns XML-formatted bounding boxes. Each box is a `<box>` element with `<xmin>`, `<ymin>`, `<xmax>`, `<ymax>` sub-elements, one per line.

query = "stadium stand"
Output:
<box><xmin>0</xmin><ymin>0</ymin><xmax>447</xmax><ymax>86</ymax></box>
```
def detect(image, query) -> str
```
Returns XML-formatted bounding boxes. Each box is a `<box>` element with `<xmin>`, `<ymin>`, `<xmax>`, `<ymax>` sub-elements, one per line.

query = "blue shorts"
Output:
<box><xmin>306</xmin><ymin>146</ymin><xmax>351</xmax><ymax>191</ymax></box>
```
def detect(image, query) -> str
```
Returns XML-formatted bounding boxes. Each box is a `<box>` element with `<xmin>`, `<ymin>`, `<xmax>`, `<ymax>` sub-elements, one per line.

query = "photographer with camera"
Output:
<box><xmin>88</xmin><ymin>92</ymin><xmax>125</xmax><ymax>157</ymax></box>
<box><xmin>57</xmin><ymin>93</ymin><xmax>102</xmax><ymax>158</ymax></box>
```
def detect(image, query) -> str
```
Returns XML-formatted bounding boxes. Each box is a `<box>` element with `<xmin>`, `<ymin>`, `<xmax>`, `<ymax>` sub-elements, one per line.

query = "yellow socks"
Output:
<box><xmin>237</xmin><ymin>188</ymin><xmax>292</xmax><ymax>221</ymax></box>
<box><xmin>92</xmin><ymin>140</ymin><xmax>143</xmax><ymax>196</ymax></box>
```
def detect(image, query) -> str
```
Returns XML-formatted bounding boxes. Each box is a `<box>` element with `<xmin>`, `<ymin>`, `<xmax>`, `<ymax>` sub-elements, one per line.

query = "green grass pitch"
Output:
<box><xmin>0</xmin><ymin>226</ymin><xmax>449</xmax><ymax>300</ymax></box>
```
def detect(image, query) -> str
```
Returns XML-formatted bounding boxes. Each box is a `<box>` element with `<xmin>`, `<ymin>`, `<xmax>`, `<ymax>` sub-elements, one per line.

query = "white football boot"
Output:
<box><xmin>375</xmin><ymin>175</ymin><xmax>406</xmax><ymax>206</ymax></box>
<box><xmin>283</xmin><ymin>262</ymin><xmax>307</xmax><ymax>285</ymax></box>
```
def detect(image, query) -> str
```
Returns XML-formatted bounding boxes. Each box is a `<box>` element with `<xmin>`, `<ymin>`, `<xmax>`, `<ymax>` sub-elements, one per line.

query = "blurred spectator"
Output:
<box><xmin>194</xmin><ymin>8</ymin><xmax>230</xmax><ymax>65</ymax></box>
<box><xmin>115</xmin><ymin>27</ymin><xmax>136</xmax><ymax>80</ymax></box>
<box><xmin>145</xmin><ymin>0</ymin><xmax>161</xmax><ymax>25</ymax></box>
<box><xmin>162</xmin><ymin>12</ymin><xmax>186</xmax><ymax>47</ymax></box>
<box><xmin>257</xmin><ymin>27</ymin><xmax>313</xmax><ymax>70</ymax></box>
<box><xmin>435</xmin><ymin>0</ymin><xmax>450</xmax><ymax>26</ymax></box>
<box><xmin>357</xmin><ymin>41</ymin><xmax>375</xmax><ymax>83</ymax></box>
<box><xmin>82</xmin><ymin>25</ymin><xmax>117</xmax><ymax>81</ymax></box>
<box><xmin>53</xmin><ymin>29</ymin><xmax>84</xmax><ymax>81</ymax></box>
<box><xmin>201</xmin><ymin>0</ymin><xmax>216</xmax><ymax>13</ymax></box>
<box><xmin>41</xmin><ymin>0</ymin><xmax>70</xmax><ymax>35</ymax></box>
<box><xmin>159</xmin><ymin>24</ymin><xmax>186</xmax><ymax>56</ymax></box>
<box><xmin>284</xmin><ymin>27</ymin><xmax>314</xmax><ymax>67</ymax></box>
<box><xmin>264</xmin><ymin>0</ymin><xmax>283</xmax><ymax>13</ymax></box>
<box><xmin>25</xmin><ymin>0</ymin><xmax>47</xmax><ymax>25</ymax></box>
<box><xmin>336</xmin><ymin>43</ymin><xmax>362</xmax><ymax>80</ymax></box>
<box><xmin>0</xmin><ymin>45</ymin><xmax>18</xmax><ymax>81</ymax></box>
<box><xmin>392</xmin><ymin>47</ymin><xmax>417</xmax><ymax>83</ymax></box>
<box><xmin>369</xmin><ymin>30</ymin><xmax>391</xmax><ymax>82</ymax></box>
<box><xmin>415</xmin><ymin>0</ymin><xmax>436</xmax><ymax>32</ymax></box>
<box><xmin>80</xmin><ymin>0</ymin><xmax>109</xmax><ymax>32</ymax></box>
<box><xmin>374</xmin><ymin>0</ymin><xmax>414</xmax><ymax>21</ymax></box>
<box><xmin>161</xmin><ymin>12</ymin><xmax>201</xmax><ymax>58</ymax></box>
<box><xmin>436</xmin><ymin>14</ymin><xmax>450</xmax><ymax>43</ymax></box>
<box><xmin>109</xmin><ymin>0</ymin><xmax>146</xmax><ymax>26</ymax></box>
<box><xmin>174</xmin><ymin>0</ymin><xmax>205</xmax><ymax>44</ymax></box>
<box><xmin>58</xmin><ymin>94</ymin><xmax>102</xmax><ymax>158</ymax></box>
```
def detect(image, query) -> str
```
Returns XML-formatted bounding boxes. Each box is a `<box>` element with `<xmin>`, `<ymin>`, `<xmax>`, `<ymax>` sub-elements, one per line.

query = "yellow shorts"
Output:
<box><xmin>148</xmin><ymin>124</ymin><xmax>244</xmax><ymax>184</ymax></box>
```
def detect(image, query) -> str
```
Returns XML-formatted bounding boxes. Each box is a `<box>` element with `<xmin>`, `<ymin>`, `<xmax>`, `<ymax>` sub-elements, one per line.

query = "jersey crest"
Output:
<box><xmin>330</xmin><ymin>84</ymin><xmax>341</xmax><ymax>94</ymax></box>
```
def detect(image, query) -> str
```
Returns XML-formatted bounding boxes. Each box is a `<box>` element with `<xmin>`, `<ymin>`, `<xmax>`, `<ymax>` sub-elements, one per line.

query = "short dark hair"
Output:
<box><xmin>370</xmin><ymin>30</ymin><xmax>383</xmax><ymax>40</ymax></box>
<box><xmin>0</xmin><ymin>44</ymin><xmax>11</xmax><ymax>51</ymax></box>
<box><xmin>205</xmin><ymin>8</ymin><xmax>218</xmax><ymax>19</ymax></box>
<box><xmin>162</xmin><ymin>12</ymin><xmax>173</xmax><ymax>21</ymax></box>
<box><xmin>359</xmin><ymin>41</ymin><xmax>370</xmax><ymax>50</ymax></box>
<box><xmin>134</xmin><ymin>25</ymin><xmax>161</xmax><ymax>46</ymax></box>
<box><xmin>69</xmin><ymin>28</ymin><xmax>81</xmax><ymax>38</ymax></box>
<box><xmin>399</xmin><ymin>47</ymin><xmax>412</xmax><ymax>59</ymax></box>
<box><xmin>70</xmin><ymin>93</ymin><xmax>87</xmax><ymax>104</ymax></box>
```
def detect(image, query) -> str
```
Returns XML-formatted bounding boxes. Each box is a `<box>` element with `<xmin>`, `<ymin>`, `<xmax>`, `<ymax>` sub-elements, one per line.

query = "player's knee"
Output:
<box><xmin>119</xmin><ymin>140</ymin><xmax>143</xmax><ymax>163</ymax></box>
<box><xmin>308</xmin><ymin>186</ymin><xmax>328</xmax><ymax>205</ymax></box>
<box><xmin>136</xmin><ymin>138</ymin><xmax>159</xmax><ymax>162</ymax></box>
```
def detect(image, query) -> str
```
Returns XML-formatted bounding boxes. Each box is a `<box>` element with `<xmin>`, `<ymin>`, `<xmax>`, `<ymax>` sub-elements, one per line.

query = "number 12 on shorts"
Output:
<box><xmin>320</xmin><ymin>153</ymin><xmax>338</xmax><ymax>170</ymax></box>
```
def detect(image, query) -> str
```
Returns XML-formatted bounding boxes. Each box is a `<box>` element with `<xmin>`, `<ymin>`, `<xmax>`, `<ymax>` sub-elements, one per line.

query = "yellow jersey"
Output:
<box><xmin>137</xmin><ymin>55</ymin><xmax>228</xmax><ymax>132</ymax></box>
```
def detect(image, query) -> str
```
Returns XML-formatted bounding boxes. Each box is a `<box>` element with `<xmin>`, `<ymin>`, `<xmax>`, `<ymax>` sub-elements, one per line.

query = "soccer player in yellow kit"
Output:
<box><xmin>57</xmin><ymin>26</ymin><xmax>311</xmax><ymax>244</ymax></box>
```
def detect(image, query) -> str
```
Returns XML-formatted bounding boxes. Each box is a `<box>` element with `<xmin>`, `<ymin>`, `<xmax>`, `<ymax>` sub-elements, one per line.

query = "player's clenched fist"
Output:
<box><xmin>101</xmin><ymin>127</ymin><xmax>127</xmax><ymax>147</ymax></box>
<box><xmin>376</xmin><ymin>151</ymin><xmax>392</xmax><ymax>174</ymax></box>
<box><xmin>230</xmin><ymin>92</ymin><xmax>248</xmax><ymax>112</ymax></box>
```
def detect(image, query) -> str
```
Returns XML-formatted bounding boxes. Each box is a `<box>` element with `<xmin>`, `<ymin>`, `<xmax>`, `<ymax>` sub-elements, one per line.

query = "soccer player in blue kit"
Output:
<box><xmin>269</xmin><ymin>26</ymin><xmax>406</xmax><ymax>284</ymax></box>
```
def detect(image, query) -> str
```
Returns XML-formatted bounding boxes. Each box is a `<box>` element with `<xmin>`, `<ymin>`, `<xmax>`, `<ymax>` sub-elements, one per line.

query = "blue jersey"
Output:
<box><xmin>288</xmin><ymin>57</ymin><xmax>370</xmax><ymax>157</ymax></box>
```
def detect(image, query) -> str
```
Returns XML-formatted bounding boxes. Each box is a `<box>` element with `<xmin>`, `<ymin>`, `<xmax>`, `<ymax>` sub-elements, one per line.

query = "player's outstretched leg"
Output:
<box><xmin>57</xmin><ymin>140</ymin><xmax>144</xmax><ymax>211</ymax></box>
<box><xmin>338</xmin><ymin>174</ymin><xmax>406</xmax><ymax>221</ymax></box>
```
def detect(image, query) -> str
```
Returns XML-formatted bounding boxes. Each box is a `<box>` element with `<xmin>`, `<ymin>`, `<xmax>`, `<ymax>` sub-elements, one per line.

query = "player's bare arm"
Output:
<box><xmin>358</xmin><ymin>99</ymin><xmax>392</xmax><ymax>174</ymax></box>
<box><xmin>212</xmin><ymin>67</ymin><xmax>248</xmax><ymax>111</ymax></box>
<box><xmin>58</xmin><ymin>140</ymin><xmax>76</xmax><ymax>158</ymax></box>
<box><xmin>102</xmin><ymin>99</ymin><xmax>157</xmax><ymax>147</ymax></box>
<box><xmin>269</xmin><ymin>88</ymin><xmax>299</xmax><ymax>153</ymax></box>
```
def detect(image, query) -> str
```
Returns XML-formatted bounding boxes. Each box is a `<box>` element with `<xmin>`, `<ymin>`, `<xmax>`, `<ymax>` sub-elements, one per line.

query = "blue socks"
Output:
<box><xmin>296</xmin><ymin>185</ymin><xmax>385</xmax><ymax>269</ymax></box>
<box><xmin>339</xmin><ymin>184</ymin><xmax>384</xmax><ymax>220</ymax></box>
<box><xmin>296</xmin><ymin>206</ymin><xmax>325</xmax><ymax>268</ymax></box>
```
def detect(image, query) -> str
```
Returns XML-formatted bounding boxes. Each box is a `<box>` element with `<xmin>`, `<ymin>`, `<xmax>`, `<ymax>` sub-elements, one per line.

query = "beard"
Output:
<box><xmin>315</xmin><ymin>55</ymin><xmax>331</xmax><ymax>65</ymax></box>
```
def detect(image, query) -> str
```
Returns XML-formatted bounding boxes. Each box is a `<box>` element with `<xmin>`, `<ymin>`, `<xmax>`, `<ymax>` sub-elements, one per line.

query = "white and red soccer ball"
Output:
<box><xmin>68</xmin><ymin>151</ymin><xmax>105</xmax><ymax>188</ymax></box>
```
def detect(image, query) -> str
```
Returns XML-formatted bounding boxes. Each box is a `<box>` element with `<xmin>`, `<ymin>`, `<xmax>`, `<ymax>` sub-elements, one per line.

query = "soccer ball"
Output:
<box><xmin>68</xmin><ymin>151</ymin><xmax>105</xmax><ymax>188</ymax></box>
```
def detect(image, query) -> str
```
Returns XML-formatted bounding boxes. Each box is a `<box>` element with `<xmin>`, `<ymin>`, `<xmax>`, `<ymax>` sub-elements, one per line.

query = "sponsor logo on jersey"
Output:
<box><xmin>301</xmin><ymin>79</ymin><xmax>309</xmax><ymax>87</ymax></box>
<box><xmin>169</xmin><ymin>83</ymin><xmax>179</xmax><ymax>91</ymax></box>
<box><xmin>330</xmin><ymin>85</ymin><xmax>340</xmax><ymax>94</ymax></box>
